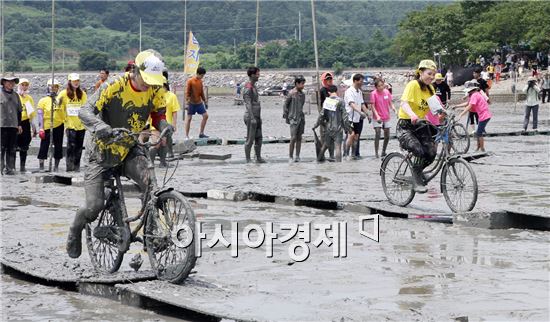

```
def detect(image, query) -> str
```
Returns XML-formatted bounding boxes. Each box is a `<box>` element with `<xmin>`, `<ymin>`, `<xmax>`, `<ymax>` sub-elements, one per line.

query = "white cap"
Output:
<box><xmin>47</xmin><ymin>78</ymin><xmax>60</xmax><ymax>86</ymax></box>
<box><xmin>68</xmin><ymin>73</ymin><xmax>80</xmax><ymax>81</ymax></box>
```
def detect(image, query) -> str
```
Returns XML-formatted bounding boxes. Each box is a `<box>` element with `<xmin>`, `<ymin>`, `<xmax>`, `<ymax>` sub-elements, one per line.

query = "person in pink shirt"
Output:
<box><xmin>455</xmin><ymin>83</ymin><xmax>492</xmax><ymax>152</ymax></box>
<box><xmin>370</xmin><ymin>79</ymin><xmax>396</xmax><ymax>158</ymax></box>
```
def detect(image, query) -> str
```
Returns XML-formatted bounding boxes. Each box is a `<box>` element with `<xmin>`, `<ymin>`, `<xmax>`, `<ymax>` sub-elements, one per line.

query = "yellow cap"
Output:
<box><xmin>19</xmin><ymin>78</ymin><xmax>30</xmax><ymax>85</ymax></box>
<box><xmin>68</xmin><ymin>73</ymin><xmax>80</xmax><ymax>81</ymax></box>
<box><xmin>418</xmin><ymin>59</ymin><xmax>437</xmax><ymax>71</ymax></box>
<box><xmin>135</xmin><ymin>50</ymin><xmax>166</xmax><ymax>86</ymax></box>
<box><xmin>435</xmin><ymin>73</ymin><xmax>444</xmax><ymax>80</ymax></box>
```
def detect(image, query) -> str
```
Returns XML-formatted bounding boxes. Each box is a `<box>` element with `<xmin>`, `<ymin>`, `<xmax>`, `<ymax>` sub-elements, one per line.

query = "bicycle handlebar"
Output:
<box><xmin>108</xmin><ymin>127</ymin><xmax>170</xmax><ymax>148</ymax></box>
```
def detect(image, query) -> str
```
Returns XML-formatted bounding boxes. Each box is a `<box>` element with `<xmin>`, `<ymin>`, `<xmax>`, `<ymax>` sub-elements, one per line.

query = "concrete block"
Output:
<box><xmin>207</xmin><ymin>189</ymin><xmax>248</xmax><ymax>201</ymax></box>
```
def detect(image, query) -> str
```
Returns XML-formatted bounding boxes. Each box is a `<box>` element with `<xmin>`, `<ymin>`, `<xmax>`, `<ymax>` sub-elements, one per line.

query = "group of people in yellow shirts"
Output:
<box><xmin>9</xmin><ymin>69</ymin><xmax>180</xmax><ymax>173</ymax></box>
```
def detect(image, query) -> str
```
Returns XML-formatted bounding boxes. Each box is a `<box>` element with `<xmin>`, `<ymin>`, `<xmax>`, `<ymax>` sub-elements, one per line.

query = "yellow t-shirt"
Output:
<box><xmin>94</xmin><ymin>73</ymin><xmax>167</xmax><ymax>164</ymax></box>
<box><xmin>165</xmin><ymin>91</ymin><xmax>181</xmax><ymax>125</ymax></box>
<box><xmin>147</xmin><ymin>91</ymin><xmax>180</xmax><ymax>129</ymax></box>
<box><xmin>19</xmin><ymin>94</ymin><xmax>36</xmax><ymax>122</ymax></box>
<box><xmin>37</xmin><ymin>96</ymin><xmax>65</xmax><ymax>129</ymax></box>
<box><xmin>399</xmin><ymin>80</ymin><xmax>434</xmax><ymax>120</ymax></box>
<box><xmin>58</xmin><ymin>89</ymin><xmax>87</xmax><ymax>131</ymax></box>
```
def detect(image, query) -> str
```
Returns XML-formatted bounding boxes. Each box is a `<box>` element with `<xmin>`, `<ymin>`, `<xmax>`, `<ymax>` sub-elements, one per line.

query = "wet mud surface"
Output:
<box><xmin>1</xmin><ymin>97</ymin><xmax>549</xmax><ymax>320</ymax></box>
<box><xmin>1</xmin><ymin>188</ymin><xmax>549</xmax><ymax>321</ymax></box>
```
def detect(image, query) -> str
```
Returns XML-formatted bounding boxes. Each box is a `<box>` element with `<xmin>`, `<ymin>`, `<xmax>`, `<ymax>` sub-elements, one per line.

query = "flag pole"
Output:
<box><xmin>182</xmin><ymin>0</ymin><xmax>187</xmax><ymax>121</ymax></box>
<box><xmin>311</xmin><ymin>0</ymin><xmax>321</xmax><ymax>111</ymax></box>
<box><xmin>48</xmin><ymin>0</ymin><xmax>56</xmax><ymax>172</ymax></box>
<box><xmin>254</xmin><ymin>0</ymin><xmax>259</xmax><ymax>66</ymax></box>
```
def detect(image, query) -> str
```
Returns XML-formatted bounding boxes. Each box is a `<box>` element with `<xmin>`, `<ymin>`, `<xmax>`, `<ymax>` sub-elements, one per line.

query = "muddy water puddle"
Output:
<box><xmin>1</xmin><ymin>274</ymin><xmax>187</xmax><ymax>322</ymax></box>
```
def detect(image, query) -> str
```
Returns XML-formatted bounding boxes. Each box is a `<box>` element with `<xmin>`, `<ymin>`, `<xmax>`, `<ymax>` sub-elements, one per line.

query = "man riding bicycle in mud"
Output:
<box><xmin>66</xmin><ymin>50</ymin><xmax>174</xmax><ymax>258</ymax></box>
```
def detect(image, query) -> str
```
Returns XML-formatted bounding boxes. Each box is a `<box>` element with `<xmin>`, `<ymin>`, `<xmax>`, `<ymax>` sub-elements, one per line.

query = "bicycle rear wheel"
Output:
<box><xmin>85</xmin><ymin>195</ymin><xmax>129</xmax><ymax>273</ymax></box>
<box><xmin>441</xmin><ymin>158</ymin><xmax>478</xmax><ymax>212</ymax></box>
<box><xmin>450</xmin><ymin>123</ymin><xmax>470</xmax><ymax>155</ymax></box>
<box><xmin>380</xmin><ymin>152</ymin><xmax>415</xmax><ymax>207</ymax></box>
<box><xmin>145</xmin><ymin>190</ymin><xmax>197</xmax><ymax>284</ymax></box>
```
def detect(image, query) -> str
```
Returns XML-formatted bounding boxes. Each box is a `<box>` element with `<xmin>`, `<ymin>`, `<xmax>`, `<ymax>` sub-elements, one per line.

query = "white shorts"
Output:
<box><xmin>373</xmin><ymin>119</ymin><xmax>393</xmax><ymax>129</ymax></box>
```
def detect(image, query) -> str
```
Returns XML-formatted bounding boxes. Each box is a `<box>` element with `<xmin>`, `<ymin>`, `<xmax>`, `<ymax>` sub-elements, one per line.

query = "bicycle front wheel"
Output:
<box><xmin>381</xmin><ymin>152</ymin><xmax>415</xmax><ymax>207</ymax></box>
<box><xmin>450</xmin><ymin>123</ymin><xmax>470</xmax><ymax>155</ymax></box>
<box><xmin>441</xmin><ymin>158</ymin><xmax>478</xmax><ymax>212</ymax></box>
<box><xmin>145</xmin><ymin>190</ymin><xmax>197</xmax><ymax>284</ymax></box>
<box><xmin>85</xmin><ymin>196</ymin><xmax>129</xmax><ymax>273</ymax></box>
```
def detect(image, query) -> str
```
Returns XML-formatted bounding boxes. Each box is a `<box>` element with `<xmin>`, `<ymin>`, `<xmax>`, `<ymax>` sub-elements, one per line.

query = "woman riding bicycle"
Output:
<box><xmin>397</xmin><ymin>59</ymin><xmax>444</xmax><ymax>193</ymax></box>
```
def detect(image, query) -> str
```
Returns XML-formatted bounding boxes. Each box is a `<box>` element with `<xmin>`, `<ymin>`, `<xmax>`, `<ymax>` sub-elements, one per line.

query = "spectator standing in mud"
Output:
<box><xmin>243</xmin><ymin>66</ymin><xmax>265</xmax><ymax>163</ymax></box>
<box><xmin>1</xmin><ymin>72</ymin><xmax>23</xmax><ymax>175</ymax></box>
<box><xmin>433</xmin><ymin>73</ymin><xmax>451</xmax><ymax>107</ymax></box>
<box><xmin>283</xmin><ymin>76</ymin><xmax>306</xmax><ymax>162</ymax></box>
<box><xmin>94</xmin><ymin>69</ymin><xmax>109</xmax><ymax>92</ymax></box>
<box><xmin>344</xmin><ymin>73</ymin><xmax>369</xmax><ymax>160</ymax></box>
<box><xmin>456</xmin><ymin>82</ymin><xmax>492</xmax><ymax>152</ymax></box>
<box><xmin>184</xmin><ymin>67</ymin><xmax>209</xmax><ymax>139</ymax></box>
<box><xmin>541</xmin><ymin>73</ymin><xmax>550</xmax><ymax>104</ymax></box>
<box><xmin>495</xmin><ymin>63</ymin><xmax>502</xmax><ymax>83</ymax></box>
<box><xmin>37</xmin><ymin>78</ymin><xmax>65</xmax><ymax>172</ymax></box>
<box><xmin>58</xmin><ymin>73</ymin><xmax>87</xmax><ymax>172</ymax></box>
<box><xmin>149</xmin><ymin>71</ymin><xmax>180</xmax><ymax>165</ymax></box>
<box><xmin>319</xmin><ymin>72</ymin><xmax>335</xmax><ymax>158</ymax></box>
<box><xmin>522</xmin><ymin>76</ymin><xmax>540</xmax><ymax>132</ymax></box>
<box><xmin>370</xmin><ymin>78</ymin><xmax>395</xmax><ymax>158</ymax></box>
<box><xmin>16</xmin><ymin>78</ymin><xmax>36</xmax><ymax>173</ymax></box>
<box><xmin>313</xmin><ymin>85</ymin><xmax>352</xmax><ymax>162</ymax></box>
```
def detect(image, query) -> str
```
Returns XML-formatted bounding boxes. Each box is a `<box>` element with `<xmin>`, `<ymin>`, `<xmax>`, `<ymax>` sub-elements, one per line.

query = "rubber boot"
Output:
<box><xmin>54</xmin><ymin>159</ymin><xmax>60</xmax><ymax>172</ymax></box>
<box><xmin>374</xmin><ymin>130</ymin><xmax>381</xmax><ymax>158</ymax></box>
<box><xmin>66</xmin><ymin>211</ymin><xmax>87</xmax><ymax>258</ymax></box>
<box><xmin>19</xmin><ymin>151</ymin><xmax>27</xmax><ymax>173</ymax></box>
<box><xmin>39</xmin><ymin>160</ymin><xmax>45</xmax><ymax>171</ymax></box>
<box><xmin>382</xmin><ymin>135</ymin><xmax>389</xmax><ymax>157</ymax></box>
<box><xmin>244</xmin><ymin>145</ymin><xmax>252</xmax><ymax>163</ymax></box>
<box><xmin>255</xmin><ymin>145</ymin><xmax>266</xmax><ymax>163</ymax></box>
<box><xmin>66</xmin><ymin>155</ymin><xmax>74</xmax><ymax>172</ymax></box>
<box><xmin>412</xmin><ymin>166</ymin><xmax>428</xmax><ymax>193</ymax></box>
<box><xmin>6</xmin><ymin>150</ymin><xmax>16</xmax><ymax>175</ymax></box>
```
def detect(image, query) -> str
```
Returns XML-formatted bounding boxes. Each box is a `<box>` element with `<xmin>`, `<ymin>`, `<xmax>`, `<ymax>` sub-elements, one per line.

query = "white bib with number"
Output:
<box><xmin>67</xmin><ymin>103</ymin><xmax>81</xmax><ymax>116</ymax></box>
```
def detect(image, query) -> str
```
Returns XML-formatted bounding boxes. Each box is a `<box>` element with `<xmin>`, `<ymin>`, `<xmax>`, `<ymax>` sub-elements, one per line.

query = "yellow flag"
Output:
<box><xmin>184</xmin><ymin>31</ymin><xmax>200</xmax><ymax>75</ymax></box>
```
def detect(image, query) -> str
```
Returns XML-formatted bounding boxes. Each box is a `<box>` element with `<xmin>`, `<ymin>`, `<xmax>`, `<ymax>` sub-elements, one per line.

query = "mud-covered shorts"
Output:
<box><xmin>290</xmin><ymin>119</ymin><xmax>305</xmax><ymax>138</ymax></box>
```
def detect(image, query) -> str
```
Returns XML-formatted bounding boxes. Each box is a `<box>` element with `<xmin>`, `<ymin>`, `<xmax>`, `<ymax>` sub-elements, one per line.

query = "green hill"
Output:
<box><xmin>3</xmin><ymin>0</ymin><xmax>431</xmax><ymax>71</ymax></box>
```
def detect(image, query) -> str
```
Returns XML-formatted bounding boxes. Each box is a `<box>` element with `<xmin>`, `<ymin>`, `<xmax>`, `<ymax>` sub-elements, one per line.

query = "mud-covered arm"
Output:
<box><xmin>78</xmin><ymin>84</ymin><xmax>111</xmax><ymax>138</ymax></box>
<box><xmin>313</xmin><ymin>108</ymin><xmax>325</xmax><ymax>129</ymax></box>
<box><xmin>341</xmin><ymin>103</ymin><xmax>352</xmax><ymax>133</ymax></box>
<box><xmin>283</xmin><ymin>94</ymin><xmax>291</xmax><ymax>120</ymax></box>
<box><xmin>243</xmin><ymin>85</ymin><xmax>254</xmax><ymax>119</ymax></box>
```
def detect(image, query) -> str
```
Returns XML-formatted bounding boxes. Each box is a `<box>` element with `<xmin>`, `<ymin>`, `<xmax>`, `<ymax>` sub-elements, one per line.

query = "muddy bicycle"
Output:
<box><xmin>445</xmin><ymin>108</ymin><xmax>470</xmax><ymax>155</ymax></box>
<box><xmin>85</xmin><ymin>128</ymin><xmax>197</xmax><ymax>284</ymax></box>
<box><xmin>380</xmin><ymin>118</ymin><xmax>478</xmax><ymax>213</ymax></box>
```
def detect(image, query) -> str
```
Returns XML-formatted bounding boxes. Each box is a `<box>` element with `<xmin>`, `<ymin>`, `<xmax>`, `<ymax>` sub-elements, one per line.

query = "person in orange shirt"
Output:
<box><xmin>93</xmin><ymin>69</ymin><xmax>109</xmax><ymax>92</ymax></box>
<box><xmin>184</xmin><ymin>67</ymin><xmax>209</xmax><ymax>139</ymax></box>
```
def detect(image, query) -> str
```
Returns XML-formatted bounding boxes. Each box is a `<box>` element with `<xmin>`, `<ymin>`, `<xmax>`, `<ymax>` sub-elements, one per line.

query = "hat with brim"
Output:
<box><xmin>18</xmin><ymin>78</ymin><xmax>30</xmax><ymax>85</ymax></box>
<box><xmin>435</xmin><ymin>73</ymin><xmax>444</xmax><ymax>80</ymax></box>
<box><xmin>68</xmin><ymin>73</ymin><xmax>80</xmax><ymax>81</ymax></box>
<box><xmin>135</xmin><ymin>50</ymin><xmax>166</xmax><ymax>86</ymax></box>
<box><xmin>1</xmin><ymin>72</ymin><xmax>19</xmax><ymax>84</ymax></box>
<box><xmin>464</xmin><ymin>86</ymin><xmax>479</xmax><ymax>96</ymax></box>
